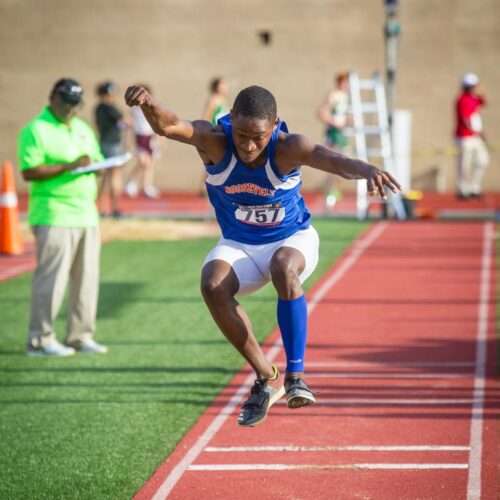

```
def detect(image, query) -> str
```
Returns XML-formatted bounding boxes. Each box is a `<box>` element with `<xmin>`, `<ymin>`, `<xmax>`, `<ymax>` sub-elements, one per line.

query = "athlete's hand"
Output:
<box><xmin>366</xmin><ymin>166</ymin><xmax>401</xmax><ymax>200</ymax></box>
<box><xmin>124</xmin><ymin>86</ymin><xmax>153</xmax><ymax>107</ymax></box>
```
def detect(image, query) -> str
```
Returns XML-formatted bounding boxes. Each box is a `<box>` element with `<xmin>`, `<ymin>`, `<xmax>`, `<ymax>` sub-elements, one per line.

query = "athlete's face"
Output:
<box><xmin>231</xmin><ymin>113</ymin><xmax>278</xmax><ymax>166</ymax></box>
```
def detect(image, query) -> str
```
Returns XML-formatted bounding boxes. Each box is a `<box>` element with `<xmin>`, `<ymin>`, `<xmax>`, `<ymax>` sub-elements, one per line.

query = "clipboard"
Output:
<box><xmin>72</xmin><ymin>152</ymin><xmax>132</xmax><ymax>174</ymax></box>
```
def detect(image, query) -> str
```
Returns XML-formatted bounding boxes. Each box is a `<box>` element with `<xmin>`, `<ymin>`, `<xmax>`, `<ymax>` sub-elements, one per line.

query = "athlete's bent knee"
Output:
<box><xmin>200</xmin><ymin>276</ymin><xmax>226</xmax><ymax>302</ymax></box>
<box><xmin>270</xmin><ymin>251</ymin><xmax>303</xmax><ymax>299</ymax></box>
<box><xmin>200</xmin><ymin>264</ymin><xmax>238</xmax><ymax>304</ymax></box>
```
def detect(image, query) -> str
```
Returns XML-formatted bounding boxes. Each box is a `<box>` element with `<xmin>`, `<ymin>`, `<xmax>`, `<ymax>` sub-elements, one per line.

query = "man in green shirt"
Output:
<box><xmin>18</xmin><ymin>78</ymin><xmax>108</xmax><ymax>356</ymax></box>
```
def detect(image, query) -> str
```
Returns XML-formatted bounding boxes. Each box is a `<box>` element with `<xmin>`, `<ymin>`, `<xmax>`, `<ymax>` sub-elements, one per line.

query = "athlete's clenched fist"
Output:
<box><xmin>124</xmin><ymin>86</ymin><xmax>152</xmax><ymax>107</ymax></box>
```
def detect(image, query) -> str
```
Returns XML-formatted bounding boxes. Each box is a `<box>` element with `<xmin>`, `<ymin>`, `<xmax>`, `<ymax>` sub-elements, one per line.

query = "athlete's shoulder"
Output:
<box><xmin>275</xmin><ymin>132</ymin><xmax>315</xmax><ymax>172</ymax></box>
<box><xmin>192</xmin><ymin>119</ymin><xmax>225</xmax><ymax>136</ymax></box>
<box><xmin>193</xmin><ymin>120</ymin><xmax>227</xmax><ymax>164</ymax></box>
<box><xmin>276</xmin><ymin>131</ymin><xmax>314</xmax><ymax>154</ymax></box>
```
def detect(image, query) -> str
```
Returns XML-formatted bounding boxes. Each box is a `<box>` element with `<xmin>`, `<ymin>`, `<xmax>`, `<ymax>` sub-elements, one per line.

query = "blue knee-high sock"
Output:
<box><xmin>277</xmin><ymin>295</ymin><xmax>308</xmax><ymax>373</ymax></box>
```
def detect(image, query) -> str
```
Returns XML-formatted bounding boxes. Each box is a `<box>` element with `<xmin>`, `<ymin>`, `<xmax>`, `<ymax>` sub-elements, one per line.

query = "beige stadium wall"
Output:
<box><xmin>1</xmin><ymin>0</ymin><xmax>499</xmax><ymax>194</ymax></box>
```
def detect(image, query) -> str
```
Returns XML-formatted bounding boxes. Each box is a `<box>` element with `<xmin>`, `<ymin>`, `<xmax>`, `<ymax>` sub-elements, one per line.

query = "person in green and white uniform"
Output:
<box><xmin>18</xmin><ymin>78</ymin><xmax>108</xmax><ymax>356</ymax></box>
<box><xmin>203</xmin><ymin>77</ymin><xmax>229</xmax><ymax>125</ymax></box>
<box><xmin>198</xmin><ymin>77</ymin><xmax>230</xmax><ymax>196</ymax></box>
<box><xmin>317</xmin><ymin>72</ymin><xmax>350</xmax><ymax>210</ymax></box>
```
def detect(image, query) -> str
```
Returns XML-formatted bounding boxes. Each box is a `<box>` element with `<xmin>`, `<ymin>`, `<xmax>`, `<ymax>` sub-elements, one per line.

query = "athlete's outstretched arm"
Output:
<box><xmin>277</xmin><ymin>134</ymin><xmax>401</xmax><ymax>200</ymax></box>
<box><xmin>124</xmin><ymin>85</ymin><xmax>225</xmax><ymax>162</ymax></box>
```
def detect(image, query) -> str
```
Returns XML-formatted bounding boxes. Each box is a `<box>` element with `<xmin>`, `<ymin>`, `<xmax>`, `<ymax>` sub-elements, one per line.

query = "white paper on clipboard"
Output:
<box><xmin>71</xmin><ymin>152</ymin><xmax>132</xmax><ymax>175</ymax></box>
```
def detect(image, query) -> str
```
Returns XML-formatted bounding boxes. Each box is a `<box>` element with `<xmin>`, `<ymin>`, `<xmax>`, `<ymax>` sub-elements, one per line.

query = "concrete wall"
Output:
<box><xmin>1</xmin><ymin>0</ymin><xmax>499</xmax><ymax>193</ymax></box>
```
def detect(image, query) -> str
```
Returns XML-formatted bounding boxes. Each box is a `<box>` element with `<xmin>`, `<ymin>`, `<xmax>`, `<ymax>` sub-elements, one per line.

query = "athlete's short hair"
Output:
<box><xmin>232</xmin><ymin>86</ymin><xmax>277</xmax><ymax>122</ymax></box>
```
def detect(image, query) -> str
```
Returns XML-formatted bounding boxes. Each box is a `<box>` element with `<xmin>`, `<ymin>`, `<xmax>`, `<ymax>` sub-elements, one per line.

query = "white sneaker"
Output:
<box><xmin>125</xmin><ymin>181</ymin><xmax>138</xmax><ymax>198</ymax></box>
<box><xmin>144</xmin><ymin>186</ymin><xmax>160</xmax><ymax>199</ymax></box>
<box><xmin>325</xmin><ymin>193</ymin><xmax>337</xmax><ymax>208</ymax></box>
<box><xmin>72</xmin><ymin>339</ymin><xmax>108</xmax><ymax>354</ymax></box>
<box><xmin>26</xmin><ymin>341</ymin><xmax>76</xmax><ymax>357</ymax></box>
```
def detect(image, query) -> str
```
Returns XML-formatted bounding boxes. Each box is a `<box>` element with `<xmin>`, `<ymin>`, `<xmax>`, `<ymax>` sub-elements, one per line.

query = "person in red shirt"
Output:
<box><xmin>454</xmin><ymin>73</ymin><xmax>489</xmax><ymax>199</ymax></box>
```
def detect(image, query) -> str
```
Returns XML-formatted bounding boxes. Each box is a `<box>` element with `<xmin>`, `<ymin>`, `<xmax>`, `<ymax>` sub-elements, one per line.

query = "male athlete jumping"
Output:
<box><xmin>125</xmin><ymin>84</ymin><xmax>400</xmax><ymax>426</ymax></box>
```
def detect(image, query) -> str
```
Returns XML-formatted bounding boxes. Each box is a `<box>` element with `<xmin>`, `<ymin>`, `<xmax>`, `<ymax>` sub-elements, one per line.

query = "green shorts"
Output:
<box><xmin>326</xmin><ymin>127</ymin><xmax>348</xmax><ymax>149</ymax></box>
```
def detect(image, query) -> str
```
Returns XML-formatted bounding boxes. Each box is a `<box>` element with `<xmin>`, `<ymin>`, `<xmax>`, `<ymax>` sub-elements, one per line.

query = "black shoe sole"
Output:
<box><xmin>287</xmin><ymin>395</ymin><xmax>315</xmax><ymax>409</ymax></box>
<box><xmin>238</xmin><ymin>414</ymin><xmax>268</xmax><ymax>427</ymax></box>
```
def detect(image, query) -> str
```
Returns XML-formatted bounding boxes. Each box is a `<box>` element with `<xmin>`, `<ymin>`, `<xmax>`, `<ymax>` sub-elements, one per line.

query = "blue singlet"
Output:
<box><xmin>205</xmin><ymin>114</ymin><xmax>311</xmax><ymax>245</ymax></box>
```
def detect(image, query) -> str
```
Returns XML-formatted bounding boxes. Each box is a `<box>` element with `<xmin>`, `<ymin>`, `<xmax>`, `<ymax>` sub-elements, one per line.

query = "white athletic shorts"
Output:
<box><xmin>203</xmin><ymin>225</ymin><xmax>320</xmax><ymax>296</ymax></box>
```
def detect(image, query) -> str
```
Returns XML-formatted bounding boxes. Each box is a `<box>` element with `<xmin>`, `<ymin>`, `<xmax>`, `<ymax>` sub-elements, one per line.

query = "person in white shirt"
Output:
<box><xmin>124</xmin><ymin>84</ymin><xmax>162</xmax><ymax>199</ymax></box>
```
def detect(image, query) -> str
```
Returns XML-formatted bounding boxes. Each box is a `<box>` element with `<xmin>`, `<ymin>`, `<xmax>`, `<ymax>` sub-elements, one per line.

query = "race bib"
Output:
<box><xmin>235</xmin><ymin>203</ymin><xmax>285</xmax><ymax>226</ymax></box>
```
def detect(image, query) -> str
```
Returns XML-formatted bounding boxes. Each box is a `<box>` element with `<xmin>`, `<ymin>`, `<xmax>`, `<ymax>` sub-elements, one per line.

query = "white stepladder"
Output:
<box><xmin>345</xmin><ymin>72</ymin><xmax>406</xmax><ymax>220</ymax></box>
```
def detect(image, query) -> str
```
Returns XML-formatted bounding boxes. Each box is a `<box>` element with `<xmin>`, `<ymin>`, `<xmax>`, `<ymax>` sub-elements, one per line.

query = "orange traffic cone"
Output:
<box><xmin>0</xmin><ymin>161</ymin><xmax>24</xmax><ymax>255</ymax></box>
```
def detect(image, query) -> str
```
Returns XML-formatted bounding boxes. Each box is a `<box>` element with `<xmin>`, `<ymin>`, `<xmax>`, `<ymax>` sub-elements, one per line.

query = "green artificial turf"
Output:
<box><xmin>0</xmin><ymin>219</ymin><xmax>368</xmax><ymax>500</ymax></box>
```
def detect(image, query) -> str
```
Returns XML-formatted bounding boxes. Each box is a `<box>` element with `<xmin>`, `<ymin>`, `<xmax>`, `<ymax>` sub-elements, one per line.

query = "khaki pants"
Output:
<box><xmin>456</xmin><ymin>136</ymin><xmax>490</xmax><ymax>196</ymax></box>
<box><xmin>28</xmin><ymin>226</ymin><xmax>100</xmax><ymax>348</ymax></box>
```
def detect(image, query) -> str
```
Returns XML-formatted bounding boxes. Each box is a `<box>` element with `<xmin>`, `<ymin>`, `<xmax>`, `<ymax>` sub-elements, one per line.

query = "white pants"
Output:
<box><xmin>456</xmin><ymin>136</ymin><xmax>489</xmax><ymax>195</ymax></box>
<box><xmin>28</xmin><ymin>226</ymin><xmax>100</xmax><ymax>348</ymax></box>
<box><xmin>203</xmin><ymin>226</ymin><xmax>320</xmax><ymax>296</ymax></box>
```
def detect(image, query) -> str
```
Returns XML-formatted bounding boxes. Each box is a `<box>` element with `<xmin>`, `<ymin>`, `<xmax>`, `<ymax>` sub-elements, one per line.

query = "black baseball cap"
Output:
<box><xmin>51</xmin><ymin>78</ymin><xmax>84</xmax><ymax>104</ymax></box>
<box><xmin>97</xmin><ymin>81</ymin><xmax>117</xmax><ymax>96</ymax></box>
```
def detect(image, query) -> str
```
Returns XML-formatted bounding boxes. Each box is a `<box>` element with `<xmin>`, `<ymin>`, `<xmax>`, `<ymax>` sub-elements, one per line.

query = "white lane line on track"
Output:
<box><xmin>467</xmin><ymin>222</ymin><xmax>493</xmax><ymax>500</ymax></box>
<box><xmin>283</xmin><ymin>361</ymin><xmax>476</xmax><ymax>368</ymax></box>
<box><xmin>150</xmin><ymin>222</ymin><xmax>388</xmax><ymax>500</ymax></box>
<box><xmin>306</xmin><ymin>372</ymin><xmax>470</xmax><ymax>378</ymax></box>
<box><xmin>205</xmin><ymin>445</ymin><xmax>471</xmax><ymax>452</ymax></box>
<box><xmin>275</xmin><ymin>398</ymin><xmax>476</xmax><ymax>406</ymax></box>
<box><xmin>188</xmin><ymin>463</ymin><xmax>469</xmax><ymax>471</ymax></box>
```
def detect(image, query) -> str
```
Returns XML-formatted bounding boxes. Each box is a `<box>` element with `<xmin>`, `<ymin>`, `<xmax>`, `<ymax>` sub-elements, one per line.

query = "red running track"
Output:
<box><xmin>134</xmin><ymin>221</ymin><xmax>499</xmax><ymax>500</ymax></box>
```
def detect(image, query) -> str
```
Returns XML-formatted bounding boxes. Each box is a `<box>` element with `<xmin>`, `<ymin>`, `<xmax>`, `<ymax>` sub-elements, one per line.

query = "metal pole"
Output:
<box><xmin>384</xmin><ymin>0</ymin><xmax>400</xmax><ymax>129</ymax></box>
